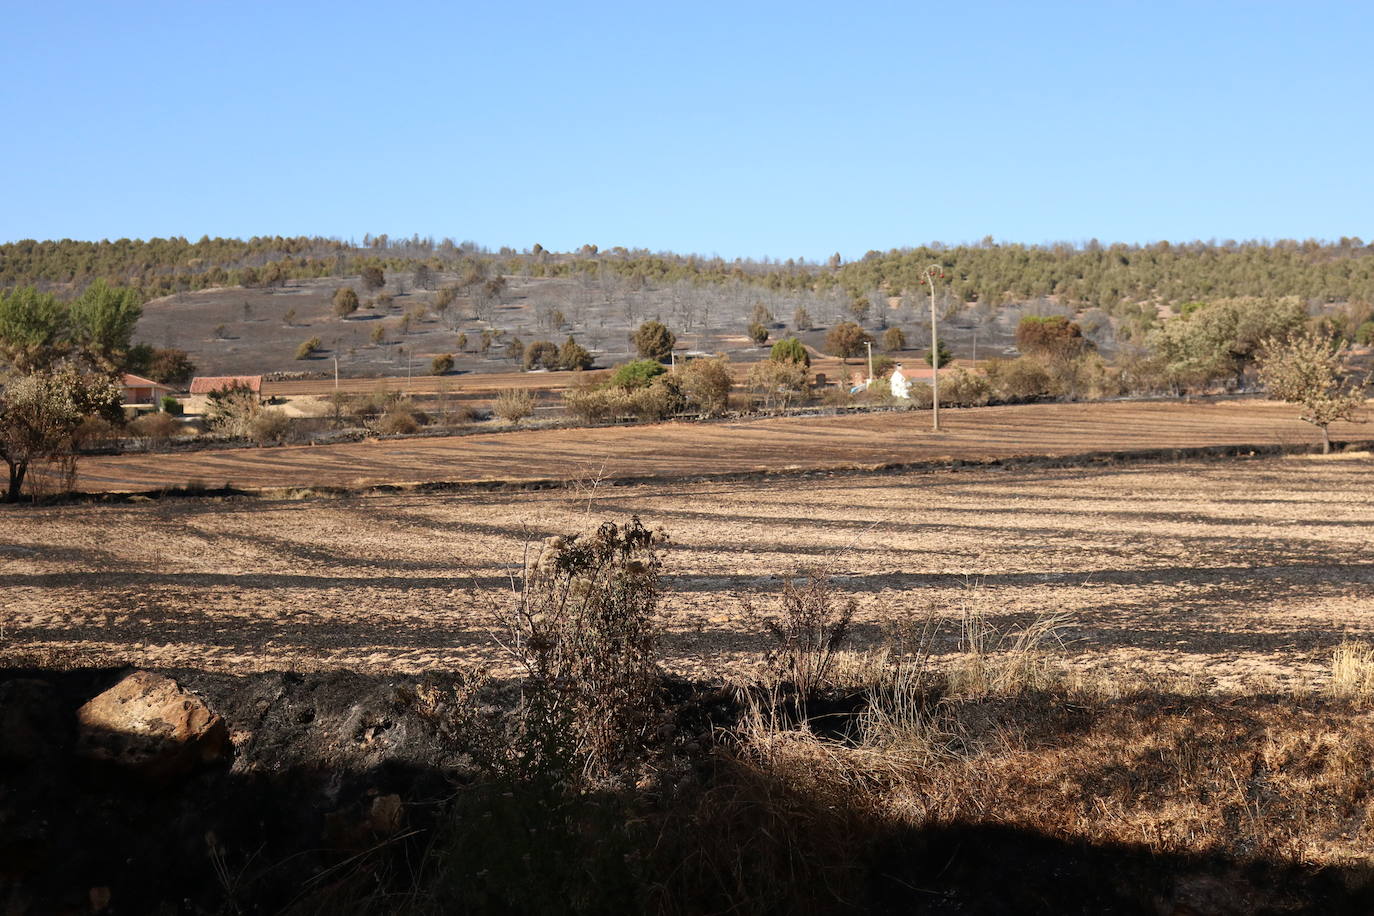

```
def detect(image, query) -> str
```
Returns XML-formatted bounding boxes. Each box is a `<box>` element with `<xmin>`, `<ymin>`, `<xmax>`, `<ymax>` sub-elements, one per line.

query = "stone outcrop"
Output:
<box><xmin>76</xmin><ymin>671</ymin><xmax>229</xmax><ymax>777</ymax></box>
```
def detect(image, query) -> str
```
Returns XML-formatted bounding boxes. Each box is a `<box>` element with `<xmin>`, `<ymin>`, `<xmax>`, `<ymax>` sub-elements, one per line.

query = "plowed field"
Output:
<box><xmin>73</xmin><ymin>399</ymin><xmax>1369</xmax><ymax>493</ymax></box>
<box><xmin>4</xmin><ymin>452</ymin><xmax>1371</xmax><ymax>691</ymax></box>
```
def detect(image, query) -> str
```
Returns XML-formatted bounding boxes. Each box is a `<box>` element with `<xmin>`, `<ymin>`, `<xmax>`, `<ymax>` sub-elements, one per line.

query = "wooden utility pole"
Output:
<box><xmin>922</xmin><ymin>264</ymin><xmax>946</xmax><ymax>431</ymax></box>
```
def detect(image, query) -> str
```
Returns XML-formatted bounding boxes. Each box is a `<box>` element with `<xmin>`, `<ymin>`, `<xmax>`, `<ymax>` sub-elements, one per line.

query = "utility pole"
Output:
<box><xmin>865</xmin><ymin>340</ymin><xmax>874</xmax><ymax>384</ymax></box>
<box><xmin>921</xmin><ymin>264</ymin><xmax>946</xmax><ymax>431</ymax></box>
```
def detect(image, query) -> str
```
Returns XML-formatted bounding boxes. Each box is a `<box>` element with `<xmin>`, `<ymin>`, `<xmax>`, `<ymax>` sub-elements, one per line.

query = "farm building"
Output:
<box><xmin>120</xmin><ymin>373</ymin><xmax>174</xmax><ymax>405</ymax></box>
<box><xmin>189</xmin><ymin>375</ymin><xmax>264</xmax><ymax>397</ymax></box>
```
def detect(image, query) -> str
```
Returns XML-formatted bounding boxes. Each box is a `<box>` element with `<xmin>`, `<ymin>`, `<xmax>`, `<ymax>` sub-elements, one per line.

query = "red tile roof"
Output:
<box><xmin>120</xmin><ymin>373</ymin><xmax>173</xmax><ymax>391</ymax></box>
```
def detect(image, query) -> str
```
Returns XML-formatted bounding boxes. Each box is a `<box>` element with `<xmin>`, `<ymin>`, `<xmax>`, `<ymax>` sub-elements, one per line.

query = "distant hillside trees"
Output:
<box><xmin>333</xmin><ymin>287</ymin><xmax>359</xmax><ymax>318</ymax></box>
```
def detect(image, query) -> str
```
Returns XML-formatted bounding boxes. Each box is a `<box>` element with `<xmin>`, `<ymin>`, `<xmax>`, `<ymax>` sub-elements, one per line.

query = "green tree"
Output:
<box><xmin>769</xmin><ymin>337</ymin><xmax>810</xmax><ymax>367</ymax></box>
<box><xmin>609</xmin><ymin>359</ymin><xmax>666</xmax><ymax>389</ymax></box>
<box><xmin>0</xmin><ymin>366</ymin><xmax>121</xmax><ymax>501</ymax></box>
<box><xmin>824</xmin><ymin>321</ymin><xmax>871</xmax><ymax>363</ymax></box>
<box><xmin>0</xmin><ymin>287</ymin><xmax>69</xmax><ymax>372</ymax></box>
<box><xmin>68</xmin><ymin>280</ymin><xmax>142</xmax><ymax>371</ymax></box>
<box><xmin>295</xmin><ymin>337</ymin><xmax>322</xmax><ymax>360</ymax></box>
<box><xmin>631</xmin><ymin>321</ymin><xmax>676</xmax><ymax>361</ymax></box>
<box><xmin>748</xmin><ymin>321</ymin><xmax>770</xmax><ymax>346</ymax></box>
<box><xmin>1257</xmin><ymin>331</ymin><xmax>1367</xmax><ymax>453</ymax></box>
<box><xmin>924</xmin><ymin>340</ymin><xmax>953</xmax><ymax>368</ymax></box>
<box><xmin>333</xmin><ymin>287</ymin><xmax>360</xmax><ymax>318</ymax></box>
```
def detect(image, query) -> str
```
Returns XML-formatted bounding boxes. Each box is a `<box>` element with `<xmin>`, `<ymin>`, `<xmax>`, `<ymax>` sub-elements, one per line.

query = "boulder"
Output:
<box><xmin>76</xmin><ymin>671</ymin><xmax>229</xmax><ymax>777</ymax></box>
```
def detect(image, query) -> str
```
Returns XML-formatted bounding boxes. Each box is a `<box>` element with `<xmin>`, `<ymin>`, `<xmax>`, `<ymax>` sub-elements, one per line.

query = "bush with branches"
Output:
<box><xmin>494</xmin><ymin>388</ymin><xmax>536</xmax><ymax>424</ymax></box>
<box><xmin>676</xmin><ymin>355</ymin><xmax>733</xmax><ymax>415</ymax></box>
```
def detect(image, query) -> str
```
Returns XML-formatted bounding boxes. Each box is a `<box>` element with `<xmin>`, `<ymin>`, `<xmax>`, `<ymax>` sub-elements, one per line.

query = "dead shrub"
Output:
<box><xmin>493</xmin><ymin>388</ymin><xmax>535</xmax><ymax>424</ymax></box>
<box><xmin>747</xmin><ymin>570</ymin><xmax>856</xmax><ymax>705</ymax></box>
<box><xmin>127</xmin><ymin>411</ymin><xmax>184</xmax><ymax>447</ymax></box>
<box><xmin>495</xmin><ymin>518</ymin><xmax>670</xmax><ymax>780</ymax></box>
<box><xmin>248</xmin><ymin>408</ymin><xmax>290</xmax><ymax>445</ymax></box>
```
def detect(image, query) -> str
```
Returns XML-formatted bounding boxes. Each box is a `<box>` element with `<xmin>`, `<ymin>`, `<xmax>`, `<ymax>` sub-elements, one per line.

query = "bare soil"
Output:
<box><xmin>69</xmin><ymin>398</ymin><xmax>1368</xmax><ymax>493</ymax></box>
<box><xmin>4</xmin><ymin>452</ymin><xmax>1370</xmax><ymax>691</ymax></box>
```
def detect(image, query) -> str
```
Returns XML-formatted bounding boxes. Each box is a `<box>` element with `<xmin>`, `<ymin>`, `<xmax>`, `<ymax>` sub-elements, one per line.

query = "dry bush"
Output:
<box><xmin>985</xmin><ymin>356</ymin><xmax>1052</xmax><ymax>402</ymax></box>
<box><xmin>1331</xmin><ymin>640</ymin><xmax>1374</xmax><ymax>700</ymax></box>
<box><xmin>746</xmin><ymin>359</ymin><xmax>809</xmax><ymax>410</ymax></box>
<box><xmin>127</xmin><ymin>411</ymin><xmax>184</xmax><ymax>446</ymax></box>
<box><xmin>941</xmin><ymin>368</ymin><xmax>992</xmax><ymax>406</ymax></box>
<box><xmin>675</xmin><ymin>355</ymin><xmax>733</xmax><ymax>415</ymax></box>
<box><xmin>746</xmin><ymin>571</ymin><xmax>856</xmax><ymax>704</ymax></box>
<box><xmin>495</xmin><ymin>518</ymin><xmax>670</xmax><ymax>780</ymax></box>
<box><xmin>493</xmin><ymin>388</ymin><xmax>535</xmax><ymax>424</ymax></box>
<box><xmin>248</xmin><ymin>408</ymin><xmax>290</xmax><ymax>445</ymax></box>
<box><xmin>375</xmin><ymin>406</ymin><xmax>421</xmax><ymax>436</ymax></box>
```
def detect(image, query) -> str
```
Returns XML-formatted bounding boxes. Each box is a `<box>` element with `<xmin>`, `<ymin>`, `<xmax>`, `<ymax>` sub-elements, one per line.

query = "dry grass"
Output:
<box><xmin>1330</xmin><ymin>639</ymin><xmax>1374</xmax><ymax>700</ymax></box>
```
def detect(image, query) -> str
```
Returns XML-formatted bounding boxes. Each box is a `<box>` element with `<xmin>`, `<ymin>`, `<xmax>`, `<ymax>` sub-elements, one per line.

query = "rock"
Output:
<box><xmin>76</xmin><ymin>671</ymin><xmax>229</xmax><ymax>778</ymax></box>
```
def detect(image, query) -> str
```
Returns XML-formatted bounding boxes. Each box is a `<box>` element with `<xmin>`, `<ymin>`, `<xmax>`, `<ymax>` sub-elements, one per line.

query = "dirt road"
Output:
<box><xmin>75</xmin><ymin>399</ymin><xmax>1367</xmax><ymax>494</ymax></box>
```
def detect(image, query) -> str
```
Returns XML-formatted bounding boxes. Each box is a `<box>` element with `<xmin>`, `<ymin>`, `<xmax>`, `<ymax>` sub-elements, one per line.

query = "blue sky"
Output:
<box><xmin>2</xmin><ymin>0</ymin><xmax>1371</xmax><ymax>259</ymax></box>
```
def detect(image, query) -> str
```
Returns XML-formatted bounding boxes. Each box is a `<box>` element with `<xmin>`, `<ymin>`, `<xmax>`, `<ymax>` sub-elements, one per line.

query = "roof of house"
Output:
<box><xmin>120</xmin><ymin>373</ymin><xmax>173</xmax><ymax>391</ymax></box>
<box><xmin>189</xmin><ymin>375</ymin><xmax>263</xmax><ymax>395</ymax></box>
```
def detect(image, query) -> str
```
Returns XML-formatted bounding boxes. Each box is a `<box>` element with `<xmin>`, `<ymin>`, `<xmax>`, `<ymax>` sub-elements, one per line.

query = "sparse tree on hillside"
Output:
<box><xmin>333</xmin><ymin>287</ymin><xmax>360</xmax><ymax>318</ymax></box>
<box><xmin>825</xmin><ymin>322</ymin><xmax>871</xmax><ymax>364</ymax></box>
<box><xmin>414</xmin><ymin>263</ymin><xmax>435</xmax><ymax>290</ymax></box>
<box><xmin>882</xmin><ymin>327</ymin><xmax>906</xmax><ymax>352</ymax></box>
<box><xmin>632</xmin><ymin>321</ymin><xmax>676</xmax><ymax>362</ymax></box>
<box><xmin>1258</xmin><ymin>331</ymin><xmax>1367</xmax><ymax>453</ymax></box>
<box><xmin>361</xmin><ymin>265</ymin><xmax>386</xmax><ymax>292</ymax></box>
<box><xmin>793</xmin><ymin>306</ymin><xmax>812</xmax><ymax>331</ymax></box>
<box><xmin>431</xmin><ymin>353</ymin><xmax>455</xmax><ymax>375</ymax></box>
<box><xmin>1015</xmin><ymin>315</ymin><xmax>1087</xmax><ymax>359</ymax></box>
<box><xmin>558</xmin><ymin>336</ymin><xmax>594</xmax><ymax>371</ymax></box>
<box><xmin>748</xmin><ymin>321</ymin><xmax>770</xmax><ymax>346</ymax></box>
<box><xmin>524</xmin><ymin>340</ymin><xmax>560</xmax><ymax>371</ymax></box>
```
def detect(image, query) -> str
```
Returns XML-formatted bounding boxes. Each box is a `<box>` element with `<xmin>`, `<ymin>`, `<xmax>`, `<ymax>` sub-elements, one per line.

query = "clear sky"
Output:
<box><xmin>3</xmin><ymin>0</ymin><xmax>1371</xmax><ymax>260</ymax></box>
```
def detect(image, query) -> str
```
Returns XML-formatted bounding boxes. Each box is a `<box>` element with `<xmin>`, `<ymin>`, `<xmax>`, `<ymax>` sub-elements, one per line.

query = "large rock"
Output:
<box><xmin>76</xmin><ymin>671</ymin><xmax>229</xmax><ymax>777</ymax></box>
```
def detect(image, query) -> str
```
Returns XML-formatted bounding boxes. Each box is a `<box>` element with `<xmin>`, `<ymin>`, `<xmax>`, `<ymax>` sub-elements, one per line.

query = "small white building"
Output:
<box><xmin>890</xmin><ymin>365</ymin><xmax>912</xmax><ymax>399</ymax></box>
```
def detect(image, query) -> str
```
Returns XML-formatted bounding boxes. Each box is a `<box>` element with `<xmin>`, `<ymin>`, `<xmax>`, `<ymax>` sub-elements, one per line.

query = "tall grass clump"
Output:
<box><xmin>1330</xmin><ymin>640</ymin><xmax>1374</xmax><ymax>700</ymax></box>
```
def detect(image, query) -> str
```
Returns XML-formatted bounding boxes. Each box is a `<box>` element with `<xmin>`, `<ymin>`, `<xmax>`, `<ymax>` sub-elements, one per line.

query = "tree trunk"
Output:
<box><xmin>5</xmin><ymin>459</ymin><xmax>25</xmax><ymax>503</ymax></box>
<box><xmin>1321</xmin><ymin>425</ymin><xmax>1331</xmax><ymax>454</ymax></box>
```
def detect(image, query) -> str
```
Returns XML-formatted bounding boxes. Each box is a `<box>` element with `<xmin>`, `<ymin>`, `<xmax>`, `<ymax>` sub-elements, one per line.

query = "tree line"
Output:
<box><xmin>7</xmin><ymin>236</ymin><xmax>1374</xmax><ymax>313</ymax></box>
